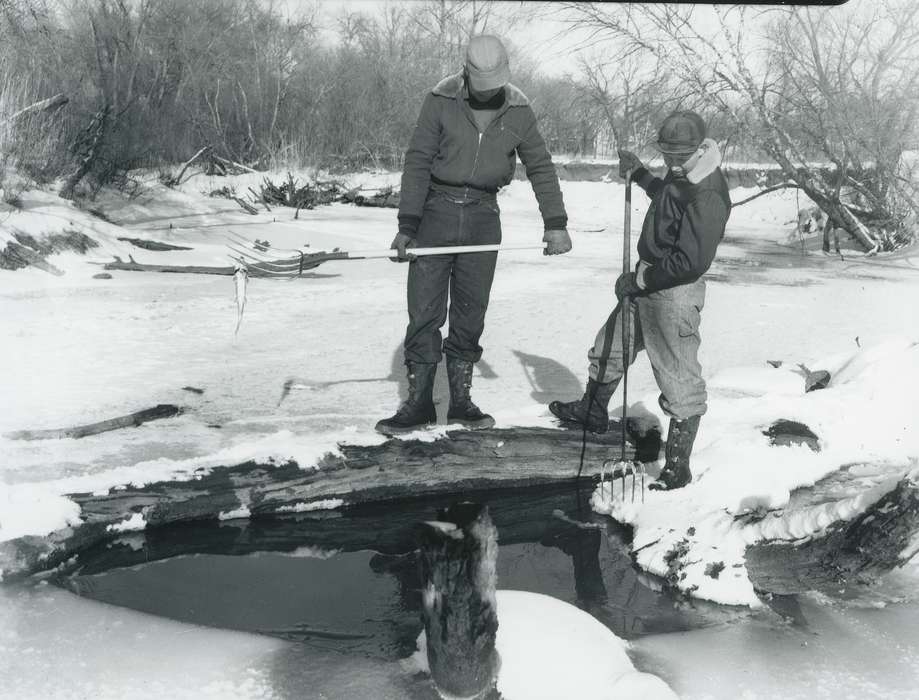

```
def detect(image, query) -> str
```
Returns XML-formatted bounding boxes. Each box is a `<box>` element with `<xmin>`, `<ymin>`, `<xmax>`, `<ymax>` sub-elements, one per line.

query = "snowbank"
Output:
<box><xmin>407</xmin><ymin>590</ymin><xmax>678</xmax><ymax>700</ymax></box>
<box><xmin>593</xmin><ymin>337</ymin><xmax>919</xmax><ymax>606</ymax></box>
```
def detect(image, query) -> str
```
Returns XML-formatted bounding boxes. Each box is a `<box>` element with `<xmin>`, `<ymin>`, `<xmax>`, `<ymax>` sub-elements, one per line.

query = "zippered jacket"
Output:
<box><xmin>398</xmin><ymin>73</ymin><xmax>567</xmax><ymax>236</ymax></box>
<box><xmin>633</xmin><ymin>143</ymin><xmax>731</xmax><ymax>292</ymax></box>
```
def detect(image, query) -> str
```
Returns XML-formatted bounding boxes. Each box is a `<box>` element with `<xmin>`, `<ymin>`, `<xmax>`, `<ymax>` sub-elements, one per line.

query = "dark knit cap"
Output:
<box><xmin>656</xmin><ymin>111</ymin><xmax>706</xmax><ymax>155</ymax></box>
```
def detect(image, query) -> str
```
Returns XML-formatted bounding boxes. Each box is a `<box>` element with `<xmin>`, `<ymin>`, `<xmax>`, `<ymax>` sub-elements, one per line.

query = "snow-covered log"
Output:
<box><xmin>3</xmin><ymin>416</ymin><xmax>916</xmax><ymax>604</ymax></box>
<box><xmin>745</xmin><ymin>468</ymin><xmax>919</xmax><ymax>595</ymax></box>
<box><xmin>0</xmin><ymin>426</ymin><xmax>633</xmax><ymax>580</ymax></box>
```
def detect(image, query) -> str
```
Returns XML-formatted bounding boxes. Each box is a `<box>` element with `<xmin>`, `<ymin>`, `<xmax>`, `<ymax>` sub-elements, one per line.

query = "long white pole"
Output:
<box><xmin>345</xmin><ymin>243</ymin><xmax>546</xmax><ymax>259</ymax></box>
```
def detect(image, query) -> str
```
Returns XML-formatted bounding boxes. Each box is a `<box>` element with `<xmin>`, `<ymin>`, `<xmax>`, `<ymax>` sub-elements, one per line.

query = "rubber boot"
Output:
<box><xmin>649</xmin><ymin>415</ymin><xmax>701</xmax><ymax>491</ymax></box>
<box><xmin>446</xmin><ymin>357</ymin><xmax>495</xmax><ymax>429</ymax></box>
<box><xmin>375</xmin><ymin>363</ymin><xmax>437</xmax><ymax>435</ymax></box>
<box><xmin>548</xmin><ymin>378</ymin><xmax>619</xmax><ymax>433</ymax></box>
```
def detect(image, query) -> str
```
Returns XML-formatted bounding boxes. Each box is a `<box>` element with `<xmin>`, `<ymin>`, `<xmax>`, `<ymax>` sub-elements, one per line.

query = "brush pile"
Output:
<box><xmin>254</xmin><ymin>173</ymin><xmax>345</xmax><ymax>210</ymax></box>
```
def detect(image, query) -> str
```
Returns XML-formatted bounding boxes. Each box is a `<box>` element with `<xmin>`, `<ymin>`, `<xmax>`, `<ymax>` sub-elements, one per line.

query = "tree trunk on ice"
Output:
<box><xmin>5</xmin><ymin>404</ymin><xmax>182</xmax><ymax>441</ymax></box>
<box><xmin>419</xmin><ymin>502</ymin><xmax>499</xmax><ymax>698</ymax></box>
<box><xmin>745</xmin><ymin>470</ymin><xmax>919</xmax><ymax>595</ymax></box>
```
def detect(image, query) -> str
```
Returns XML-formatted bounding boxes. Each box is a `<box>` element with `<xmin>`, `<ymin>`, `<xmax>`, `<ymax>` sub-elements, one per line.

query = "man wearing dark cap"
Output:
<box><xmin>377</xmin><ymin>34</ymin><xmax>571</xmax><ymax>435</ymax></box>
<box><xmin>549</xmin><ymin>111</ymin><xmax>731</xmax><ymax>490</ymax></box>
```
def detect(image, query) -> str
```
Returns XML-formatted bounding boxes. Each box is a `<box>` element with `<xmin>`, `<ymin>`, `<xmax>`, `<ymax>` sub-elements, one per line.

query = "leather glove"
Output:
<box><xmin>618</xmin><ymin>149</ymin><xmax>643</xmax><ymax>179</ymax></box>
<box><xmin>614</xmin><ymin>270</ymin><xmax>646</xmax><ymax>300</ymax></box>
<box><xmin>389</xmin><ymin>232</ymin><xmax>416</xmax><ymax>262</ymax></box>
<box><xmin>543</xmin><ymin>228</ymin><xmax>572</xmax><ymax>256</ymax></box>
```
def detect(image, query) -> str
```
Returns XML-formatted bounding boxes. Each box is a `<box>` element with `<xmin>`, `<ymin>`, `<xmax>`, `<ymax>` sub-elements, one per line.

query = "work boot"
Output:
<box><xmin>446</xmin><ymin>357</ymin><xmax>495</xmax><ymax>429</ymax></box>
<box><xmin>649</xmin><ymin>415</ymin><xmax>701</xmax><ymax>491</ymax></box>
<box><xmin>548</xmin><ymin>378</ymin><xmax>619</xmax><ymax>433</ymax></box>
<box><xmin>375</xmin><ymin>363</ymin><xmax>437</xmax><ymax>435</ymax></box>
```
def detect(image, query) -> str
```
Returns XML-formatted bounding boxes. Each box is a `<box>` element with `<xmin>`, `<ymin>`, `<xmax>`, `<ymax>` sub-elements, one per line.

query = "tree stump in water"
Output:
<box><xmin>419</xmin><ymin>502</ymin><xmax>499</xmax><ymax>699</ymax></box>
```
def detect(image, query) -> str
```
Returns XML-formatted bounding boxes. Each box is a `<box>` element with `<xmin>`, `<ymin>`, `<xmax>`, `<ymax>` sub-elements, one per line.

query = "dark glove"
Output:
<box><xmin>389</xmin><ymin>232</ymin><xmax>416</xmax><ymax>262</ymax></box>
<box><xmin>617</xmin><ymin>149</ymin><xmax>643</xmax><ymax>179</ymax></box>
<box><xmin>543</xmin><ymin>228</ymin><xmax>572</xmax><ymax>256</ymax></box>
<box><xmin>614</xmin><ymin>271</ymin><xmax>645</xmax><ymax>300</ymax></box>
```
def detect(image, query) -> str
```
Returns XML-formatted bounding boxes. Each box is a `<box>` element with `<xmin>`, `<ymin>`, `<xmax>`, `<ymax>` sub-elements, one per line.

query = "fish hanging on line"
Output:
<box><xmin>233</xmin><ymin>265</ymin><xmax>248</xmax><ymax>336</ymax></box>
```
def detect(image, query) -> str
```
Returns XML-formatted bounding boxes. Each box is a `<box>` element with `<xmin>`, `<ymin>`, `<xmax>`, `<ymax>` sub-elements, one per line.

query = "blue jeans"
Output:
<box><xmin>403</xmin><ymin>190</ymin><xmax>502</xmax><ymax>365</ymax></box>
<box><xmin>588</xmin><ymin>278</ymin><xmax>707</xmax><ymax>420</ymax></box>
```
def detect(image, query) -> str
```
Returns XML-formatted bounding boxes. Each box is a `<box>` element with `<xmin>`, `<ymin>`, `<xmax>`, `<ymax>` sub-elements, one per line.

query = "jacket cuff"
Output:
<box><xmin>543</xmin><ymin>217</ymin><xmax>568</xmax><ymax>231</ymax></box>
<box><xmin>632</xmin><ymin>166</ymin><xmax>657</xmax><ymax>191</ymax></box>
<box><xmin>398</xmin><ymin>214</ymin><xmax>421</xmax><ymax>238</ymax></box>
<box><xmin>642</xmin><ymin>266</ymin><xmax>682</xmax><ymax>293</ymax></box>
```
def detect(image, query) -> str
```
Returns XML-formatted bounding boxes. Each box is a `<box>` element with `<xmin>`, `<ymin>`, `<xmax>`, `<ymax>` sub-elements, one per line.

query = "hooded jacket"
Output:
<box><xmin>398</xmin><ymin>73</ymin><xmax>567</xmax><ymax>236</ymax></box>
<box><xmin>633</xmin><ymin>139</ymin><xmax>732</xmax><ymax>292</ymax></box>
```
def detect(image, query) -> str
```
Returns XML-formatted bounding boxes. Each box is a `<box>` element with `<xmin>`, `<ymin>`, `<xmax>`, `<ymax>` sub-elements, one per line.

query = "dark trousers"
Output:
<box><xmin>404</xmin><ymin>190</ymin><xmax>502</xmax><ymax>365</ymax></box>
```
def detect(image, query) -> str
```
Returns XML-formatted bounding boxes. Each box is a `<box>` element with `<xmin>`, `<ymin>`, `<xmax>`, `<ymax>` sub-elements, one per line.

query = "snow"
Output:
<box><xmin>106</xmin><ymin>511</ymin><xmax>147</xmax><ymax>533</ymax></box>
<box><xmin>2</xmin><ymin>167</ymin><xmax>919</xmax><ymax>695</ymax></box>
<box><xmin>0</xmin><ymin>582</ymin><xmax>285</xmax><ymax>700</ymax></box>
<box><xmin>407</xmin><ymin>590</ymin><xmax>678</xmax><ymax>700</ymax></box>
<box><xmin>218</xmin><ymin>506</ymin><xmax>252</xmax><ymax>521</ymax></box>
<box><xmin>0</xmin><ymin>427</ymin><xmax>378</xmax><ymax>544</ymax></box>
<box><xmin>593</xmin><ymin>338</ymin><xmax>919</xmax><ymax>605</ymax></box>
<box><xmin>275</xmin><ymin>498</ymin><xmax>345</xmax><ymax>513</ymax></box>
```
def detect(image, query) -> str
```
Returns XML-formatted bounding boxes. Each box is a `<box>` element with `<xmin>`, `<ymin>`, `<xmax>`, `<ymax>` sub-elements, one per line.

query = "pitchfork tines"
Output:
<box><xmin>600</xmin><ymin>459</ymin><xmax>645</xmax><ymax>503</ymax></box>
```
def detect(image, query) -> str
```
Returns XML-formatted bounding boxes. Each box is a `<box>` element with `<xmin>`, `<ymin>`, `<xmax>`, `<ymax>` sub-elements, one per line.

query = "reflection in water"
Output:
<box><xmin>59</xmin><ymin>484</ymin><xmax>742</xmax><ymax>662</ymax></box>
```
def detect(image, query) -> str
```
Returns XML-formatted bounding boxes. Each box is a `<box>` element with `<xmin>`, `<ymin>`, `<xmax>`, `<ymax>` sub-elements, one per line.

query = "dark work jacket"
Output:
<box><xmin>398</xmin><ymin>73</ymin><xmax>567</xmax><ymax>236</ymax></box>
<box><xmin>632</xmin><ymin>165</ymin><xmax>732</xmax><ymax>292</ymax></box>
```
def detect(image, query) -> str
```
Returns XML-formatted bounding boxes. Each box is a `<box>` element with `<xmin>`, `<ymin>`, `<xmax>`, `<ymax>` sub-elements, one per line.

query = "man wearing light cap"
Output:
<box><xmin>377</xmin><ymin>34</ymin><xmax>571</xmax><ymax>435</ymax></box>
<box><xmin>550</xmin><ymin>111</ymin><xmax>731</xmax><ymax>490</ymax></box>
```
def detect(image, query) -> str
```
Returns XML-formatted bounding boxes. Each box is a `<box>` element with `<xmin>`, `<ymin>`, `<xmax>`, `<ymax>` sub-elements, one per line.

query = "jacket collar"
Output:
<box><xmin>673</xmin><ymin>138</ymin><xmax>722</xmax><ymax>184</ymax></box>
<box><xmin>432</xmin><ymin>72</ymin><xmax>529</xmax><ymax>107</ymax></box>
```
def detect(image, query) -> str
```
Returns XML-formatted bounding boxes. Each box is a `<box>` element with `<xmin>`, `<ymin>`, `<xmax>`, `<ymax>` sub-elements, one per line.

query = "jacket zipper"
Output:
<box><xmin>465</xmin><ymin>131</ymin><xmax>484</xmax><ymax>201</ymax></box>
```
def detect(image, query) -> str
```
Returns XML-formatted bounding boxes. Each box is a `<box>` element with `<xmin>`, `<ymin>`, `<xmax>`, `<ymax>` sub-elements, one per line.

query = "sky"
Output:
<box><xmin>297</xmin><ymin>0</ymin><xmax>789</xmax><ymax>79</ymax></box>
<box><xmin>302</xmin><ymin>0</ymin><xmax>612</xmax><ymax>78</ymax></box>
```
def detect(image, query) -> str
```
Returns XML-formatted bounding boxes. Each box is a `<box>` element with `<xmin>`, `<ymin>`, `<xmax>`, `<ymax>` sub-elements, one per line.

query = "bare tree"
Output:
<box><xmin>576</xmin><ymin>51</ymin><xmax>681</xmax><ymax>157</ymax></box>
<box><xmin>563</xmin><ymin>1</ymin><xmax>919</xmax><ymax>252</ymax></box>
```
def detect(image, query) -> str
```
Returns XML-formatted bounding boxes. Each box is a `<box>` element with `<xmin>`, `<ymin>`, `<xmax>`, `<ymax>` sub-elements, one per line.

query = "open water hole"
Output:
<box><xmin>56</xmin><ymin>483</ymin><xmax>744</xmax><ymax>663</ymax></box>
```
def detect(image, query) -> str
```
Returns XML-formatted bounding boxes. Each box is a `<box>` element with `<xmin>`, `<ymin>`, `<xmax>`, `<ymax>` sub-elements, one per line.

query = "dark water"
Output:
<box><xmin>59</xmin><ymin>484</ymin><xmax>740</xmax><ymax>660</ymax></box>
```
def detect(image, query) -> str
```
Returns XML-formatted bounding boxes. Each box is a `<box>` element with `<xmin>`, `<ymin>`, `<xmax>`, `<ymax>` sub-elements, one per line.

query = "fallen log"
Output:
<box><xmin>0</xmin><ymin>425</ymin><xmax>633</xmax><ymax>579</ymax></box>
<box><xmin>116</xmin><ymin>237</ymin><xmax>193</xmax><ymax>251</ymax></box>
<box><xmin>3</xmin><ymin>420</ymin><xmax>917</xmax><ymax>606</ymax></box>
<box><xmin>214</xmin><ymin>156</ymin><xmax>259</xmax><ymax>174</ymax></box>
<box><xmin>232</xmin><ymin>196</ymin><xmax>259</xmax><ymax>215</ymax></box>
<box><xmin>170</xmin><ymin>145</ymin><xmax>211</xmax><ymax>186</ymax></box>
<box><xmin>59</xmin><ymin>484</ymin><xmax>604</xmax><ymax>575</ymax></box>
<box><xmin>745</xmin><ymin>465</ymin><xmax>919</xmax><ymax>595</ymax></box>
<box><xmin>4</xmin><ymin>404</ymin><xmax>183</xmax><ymax>441</ymax></box>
